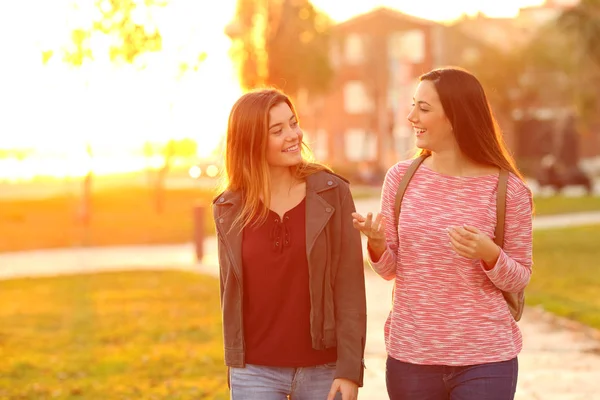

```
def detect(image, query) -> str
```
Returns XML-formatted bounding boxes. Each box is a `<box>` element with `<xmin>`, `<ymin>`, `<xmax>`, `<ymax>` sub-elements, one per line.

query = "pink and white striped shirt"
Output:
<box><xmin>369</xmin><ymin>159</ymin><xmax>533</xmax><ymax>366</ymax></box>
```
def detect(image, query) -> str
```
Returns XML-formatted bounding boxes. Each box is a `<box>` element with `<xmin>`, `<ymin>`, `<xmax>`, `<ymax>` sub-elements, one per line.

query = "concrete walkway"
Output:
<box><xmin>1</xmin><ymin>206</ymin><xmax>600</xmax><ymax>399</ymax></box>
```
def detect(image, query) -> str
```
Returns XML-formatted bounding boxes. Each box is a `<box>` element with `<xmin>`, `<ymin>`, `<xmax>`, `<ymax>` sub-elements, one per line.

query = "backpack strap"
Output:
<box><xmin>394</xmin><ymin>155</ymin><xmax>429</xmax><ymax>227</ymax></box>
<box><xmin>494</xmin><ymin>170</ymin><xmax>524</xmax><ymax>321</ymax></box>
<box><xmin>494</xmin><ymin>170</ymin><xmax>509</xmax><ymax>247</ymax></box>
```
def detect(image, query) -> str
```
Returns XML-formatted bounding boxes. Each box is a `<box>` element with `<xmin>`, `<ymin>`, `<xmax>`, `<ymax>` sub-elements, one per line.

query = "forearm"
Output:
<box><xmin>483</xmin><ymin>250</ymin><xmax>532</xmax><ymax>292</ymax></box>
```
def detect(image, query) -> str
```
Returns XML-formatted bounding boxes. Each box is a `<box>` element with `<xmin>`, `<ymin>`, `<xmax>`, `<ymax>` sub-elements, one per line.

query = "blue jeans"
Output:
<box><xmin>230</xmin><ymin>363</ymin><xmax>342</xmax><ymax>400</ymax></box>
<box><xmin>386</xmin><ymin>356</ymin><xmax>518</xmax><ymax>400</ymax></box>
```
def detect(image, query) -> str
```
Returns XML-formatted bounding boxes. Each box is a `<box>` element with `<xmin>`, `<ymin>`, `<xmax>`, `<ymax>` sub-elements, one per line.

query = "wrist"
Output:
<box><xmin>482</xmin><ymin>245</ymin><xmax>501</xmax><ymax>269</ymax></box>
<box><xmin>367</xmin><ymin>239</ymin><xmax>386</xmax><ymax>262</ymax></box>
<box><xmin>367</xmin><ymin>238</ymin><xmax>386</xmax><ymax>253</ymax></box>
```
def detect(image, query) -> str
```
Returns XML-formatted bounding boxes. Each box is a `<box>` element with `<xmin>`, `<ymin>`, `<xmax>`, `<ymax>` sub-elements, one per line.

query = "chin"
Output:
<box><xmin>415</xmin><ymin>138</ymin><xmax>428</xmax><ymax>149</ymax></box>
<box><xmin>286</xmin><ymin>154</ymin><xmax>303</xmax><ymax>164</ymax></box>
<box><xmin>272</xmin><ymin>155</ymin><xmax>303</xmax><ymax>168</ymax></box>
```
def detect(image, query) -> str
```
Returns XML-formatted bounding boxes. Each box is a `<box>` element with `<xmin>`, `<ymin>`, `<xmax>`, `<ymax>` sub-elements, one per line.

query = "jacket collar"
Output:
<box><xmin>213</xmin><ymin>170</ymin><xmax>342</xmax><ymax>276</ymax></box>
<box><xmin>212</xmin><ymin>170</ymin><xmax>343</xmax><ymax>207</ymax></box>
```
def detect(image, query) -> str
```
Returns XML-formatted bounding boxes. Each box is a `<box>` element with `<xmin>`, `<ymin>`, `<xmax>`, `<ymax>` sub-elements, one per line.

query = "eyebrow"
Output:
<box><xmin>413</xmin><ymin>99</ymin><xmax>431</xmax><ymax>107</ymax></box>
<box><xmin>269</xmin><ymin>115</ymin><xmax>296</xmax><ymax>130</ymax></box>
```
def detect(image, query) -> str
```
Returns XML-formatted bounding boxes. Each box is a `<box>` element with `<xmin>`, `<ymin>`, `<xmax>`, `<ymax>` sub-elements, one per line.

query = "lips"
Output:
<box><xmin>282</xmin><ymin>144</ymin><xmax>299</xmax><ymax>153</ymax></box>
<box><xmin>413</xmin><ymin>127</ymin><xmax>427</xmax><ymax>136</ymax></box>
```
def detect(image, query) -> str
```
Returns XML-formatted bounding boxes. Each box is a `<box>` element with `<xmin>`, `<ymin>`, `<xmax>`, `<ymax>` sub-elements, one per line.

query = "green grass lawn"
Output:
<box><xmin>0</xmin><ymin>270</ymin><xmax>227</xmax><ymax>399</ymax></box>
<box><xmin>528</xmin><ymin>224</ymin><xmax>600</xmax><ymax>329</ymax></box>
<box><xmin>533</xmin><ymin>196</ymin><xmax>600</xmax><ymax>216</ymax></box>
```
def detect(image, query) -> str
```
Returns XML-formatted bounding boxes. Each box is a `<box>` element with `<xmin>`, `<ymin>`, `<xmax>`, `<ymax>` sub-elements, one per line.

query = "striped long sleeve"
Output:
<box><xmin>368</xmin><ymin>160</ymin><xmax>533</xmax><ymax>366</ymax></box>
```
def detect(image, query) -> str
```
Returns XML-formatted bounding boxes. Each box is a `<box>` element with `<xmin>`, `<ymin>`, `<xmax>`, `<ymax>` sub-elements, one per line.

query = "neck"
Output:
<box><xmin>429</xmin><ymin>148</ymin><xmax>472</xmax><ymax>176</ymax></box>
<box><xmin>269</xmin><ymin>166</ymin><xmax>296</xmax><ymax>194</ymax></box>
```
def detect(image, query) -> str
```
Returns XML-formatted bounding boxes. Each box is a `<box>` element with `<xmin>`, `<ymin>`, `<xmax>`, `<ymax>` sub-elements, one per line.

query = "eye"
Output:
<box><xmin>271</xmin><ymin>129</ymin><xmax>283</xmax><ymax>135</ymax></box>
<box><xmin>291</xmin><ymin>120</ymin><xmax>298</xmax><ymax>128</ymax></box>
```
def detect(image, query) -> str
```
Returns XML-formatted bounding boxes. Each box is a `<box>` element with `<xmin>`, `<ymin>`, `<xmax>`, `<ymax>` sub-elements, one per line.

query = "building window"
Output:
<box><xmin>345</xmin><ymin>129</ymin><xmax>377</xmax><ymax>161</ymax></box>
<box><xmin>313</xmin><ymin>129</ymin><xmax>328</xmax><ymax>160</ymax></box>
<box><xmin>344</xmin><ymin>33</ymin><xmax>365</xmax><ymax>64</ymax></box>
<box><xmin>343</xmin><ymin>81</ymin><xmax>372</xmax><ymax>114</ymax></box>
<box><xmin>388</xmin><ymin>30</ymin><xmax>425</xmax><ymax>64</ymax></box>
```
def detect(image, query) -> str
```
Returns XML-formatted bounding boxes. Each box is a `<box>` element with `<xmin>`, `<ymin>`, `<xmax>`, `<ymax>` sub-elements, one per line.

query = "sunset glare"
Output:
<box><xmin>0</xmin><ymin>0</ymin><xmax>549</xmax><ymax>180</ymax></box>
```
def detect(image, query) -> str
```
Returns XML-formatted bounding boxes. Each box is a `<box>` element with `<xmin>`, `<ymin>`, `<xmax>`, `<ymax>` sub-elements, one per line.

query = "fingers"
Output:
<box><xmin>352</xmin><ymin>211</ymin><xmax>386</xmax><ymax>240</ymax></box>
<box><xmin>364</xmin><ymin>212</ymin><xmax>373</xmax><ymax>231</ymax></box>
<box><xmin>448</xmin><ymin>226</ymin><xmax>479</xmax><ymax>242</ymax></box>
<box><xmin>372</xmin><ymin>212</ymin><xmax>383</xmax><ymax>231</ymax></box>
<box><xmin>448</xmin><ymin>227</ymin><xmax>477</xmax><ymax>258</ymax></box>
<box><xmin>449</xmin><ymin>234</ymin><xmax>475</xmax><ymax>258</ymax></box>
<box><xmin>352</xmin><ymin>213</ymin><xmax>366</xmax><ymax>232</ymax></box>
<box><xmin>447</xmin><ymin>228</ymin><xmax>467</xmax><ymax>244</ymax></box>
<box><xmin>462</xmin><ymin>225</ymin><xmax>480</xmax><ymax>234</ymax></box>
<box><xmin>378</xmin><ymin>214</ymin><xmax>387</xmax><ymax>232</ymax></box>
<box><xmin>351</xmin><ymin>212</ymin><xmax>365</xmax><ymax>222</ymax></box>
<box><xmin>327</xmin><ymin>381</ymin><xmax>340</xmax><ymax>400</ymax></box>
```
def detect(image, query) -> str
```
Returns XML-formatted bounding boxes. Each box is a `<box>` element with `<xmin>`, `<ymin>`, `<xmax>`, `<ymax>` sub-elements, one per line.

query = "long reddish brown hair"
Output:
<box><xmin>418</xmin><ymin>67</ymin><xmax>525</xmax><ymax>181</ymax></box>
<box><xmin>223</xmin><ymin>88</ymin><xmax>330</xmax><ymax>230</ymax></box>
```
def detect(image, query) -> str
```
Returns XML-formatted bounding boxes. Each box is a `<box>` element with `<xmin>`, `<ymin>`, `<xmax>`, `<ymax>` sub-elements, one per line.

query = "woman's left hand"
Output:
<box><xmin>327</xmin><ymin>378</ymin><xmax>358</xmax><ymax>400</ymax></box>
<box><xmin>447</xmin><ymin>225</ymin><xmax>501</xmax><ymax>268</ymax></box>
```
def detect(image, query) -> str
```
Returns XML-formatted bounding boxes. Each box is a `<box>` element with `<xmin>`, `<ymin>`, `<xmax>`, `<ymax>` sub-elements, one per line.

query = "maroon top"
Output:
<box><xmin>241</xmin><ymin>198</ymin><xmax>337</xmax><ymax>367</ymax></box>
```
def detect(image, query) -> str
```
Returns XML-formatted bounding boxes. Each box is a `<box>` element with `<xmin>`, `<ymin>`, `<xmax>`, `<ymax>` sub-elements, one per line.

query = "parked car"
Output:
<box><xmin>536</xmin><ymin>155</ymin><xmax>594</xmax><ymax>195</ymax></box>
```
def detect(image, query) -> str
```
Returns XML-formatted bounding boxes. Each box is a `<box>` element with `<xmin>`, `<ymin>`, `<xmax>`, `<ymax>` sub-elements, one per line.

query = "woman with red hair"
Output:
<box><xmin>213</xmin><ymin>88</ymin><xmax>366</xmax><ymax>400</ymax></box>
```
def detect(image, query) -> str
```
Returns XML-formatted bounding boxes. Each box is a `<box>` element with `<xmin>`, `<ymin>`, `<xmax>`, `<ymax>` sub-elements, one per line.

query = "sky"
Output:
<box><xmin>0</xmin><ymin>0</ymin><xmax>553</xmax><ymax>177</ymax></box>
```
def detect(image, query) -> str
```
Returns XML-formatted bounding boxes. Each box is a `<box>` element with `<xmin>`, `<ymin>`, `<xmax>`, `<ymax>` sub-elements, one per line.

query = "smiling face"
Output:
<box><xmin>266</xmin><ymin>101</ymin><xmax>303</xmax><ymax>169</ymax></box>
<box><xmin>407</xmin><ymin>80</ymin><xmax>455</xmax><ymax>153</ymax></box>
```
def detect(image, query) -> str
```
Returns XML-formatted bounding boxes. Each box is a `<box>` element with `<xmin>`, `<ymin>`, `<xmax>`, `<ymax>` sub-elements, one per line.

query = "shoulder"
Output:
<box><xmin>506</xmin><ymin>173</ymin><xmax>532</xmax><ymax>198</ymax></box>
<box><xmin>212</xmin><ymin>189</ymin><xmax>232</xmax><ymax>205</ymax></box>
<box><xmin>211</xmin><ymin>189</ymin><xmax>241</xmax><ymax>214</ymax></box>
<box><xmin>383</xmin><ymin>159</ymin><xmax>417</xmax><ymax>187</ymax></box>
<box><xmin>505</xmin><ymin>172</ymin><xmax>533</xmax><ymax>211</ymax></box>
<box><xmin>388</xmin><ymin>159</ymin><xmax>415</xmax><ymax>176</ymax></box>
<box><xmin>311</xmin><ymin>169</ymin><xmax>350</xmax><ymax>187</ymax></box>
<box><xmin>307</xmin><ymin>170</ymin><xmax>353</xmax><ymax>202</ymax></box>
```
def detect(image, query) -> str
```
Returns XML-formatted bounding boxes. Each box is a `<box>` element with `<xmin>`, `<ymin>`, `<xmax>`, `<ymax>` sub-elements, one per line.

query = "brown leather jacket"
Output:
<box><xmin>212</xmin><ymin>170</ymin><xmax>367</xmax><ymax>386</ymax></box>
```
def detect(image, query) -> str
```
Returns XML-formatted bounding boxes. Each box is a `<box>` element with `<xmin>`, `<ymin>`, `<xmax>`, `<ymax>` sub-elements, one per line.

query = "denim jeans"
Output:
<box><xmin>386</xmin><ymin>356</ymin><xmax>518</xmax><ymax>400</ymax></box>
<box><xmin>230</xmin><ymin>363</ymin><xmax>342</xmax><ymax>400</ymax></box>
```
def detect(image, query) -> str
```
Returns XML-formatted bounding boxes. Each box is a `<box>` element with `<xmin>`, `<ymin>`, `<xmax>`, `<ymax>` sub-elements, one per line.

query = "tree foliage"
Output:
<box><xmin>229</xmin><ymin>0</ymin><xmax>333</xmax><ymax>96</ymax></box>
<box><xmin>63</xmin><ymin>0</ymin><xmax>166</xmax><ymax>66</ymax></box>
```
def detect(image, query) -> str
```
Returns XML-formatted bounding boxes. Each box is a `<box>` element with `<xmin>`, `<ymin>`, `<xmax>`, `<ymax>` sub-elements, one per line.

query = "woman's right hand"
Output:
<box><xmin>352</xmin><ymin>212</ymin><xmax>387</xmax><ymax>260</ymax></box>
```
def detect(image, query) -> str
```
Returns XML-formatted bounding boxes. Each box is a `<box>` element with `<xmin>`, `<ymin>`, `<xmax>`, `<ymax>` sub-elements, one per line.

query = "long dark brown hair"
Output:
<box><xmin>223</xmin><ymin>88</ymin><xmax>330</xmax><ymax>230</ymax></box>
<box><xmin>418</xmin><ymin>67</ymin><xmax>525</xmax><ymax>181</ymax></box>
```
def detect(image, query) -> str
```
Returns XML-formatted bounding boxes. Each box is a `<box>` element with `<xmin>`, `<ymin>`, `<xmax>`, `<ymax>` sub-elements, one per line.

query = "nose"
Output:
<box><xmin>286</xmin><ymin>127</ymin><xmax>302</xmax><ymax>141</ymax></box>
<box><xmin>407</xmin><ymin>107</ymin><xmax>417</xmax><ymax>124</ymax></box>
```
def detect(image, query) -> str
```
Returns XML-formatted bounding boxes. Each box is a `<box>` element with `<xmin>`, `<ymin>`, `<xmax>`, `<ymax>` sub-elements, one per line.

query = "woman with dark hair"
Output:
<box><xmin>353</xmin><ymin>67</ymin><xmax>533</xmax><ymax>399</ymax></box>
<box><xmin>213</xmin><ymin>88</ymin><xmax>366</xmax><ymax>400</ymax></box>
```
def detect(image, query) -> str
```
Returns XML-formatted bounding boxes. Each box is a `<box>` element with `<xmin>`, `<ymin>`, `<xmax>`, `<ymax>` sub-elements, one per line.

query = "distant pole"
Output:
<box><xmin>79</xmin><ymin>143</ymin><xmax>93</xmax><ymax>246</ymax></box>
<box><xmin>193</xmin><ymin>203</ymin><xmax>205</xmax><ymax>261</ymax></box>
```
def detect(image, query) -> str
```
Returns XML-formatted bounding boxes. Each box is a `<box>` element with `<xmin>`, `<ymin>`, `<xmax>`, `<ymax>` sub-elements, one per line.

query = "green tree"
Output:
<box><xmin>557</xmin><ymin>0</ymin><xmax>600</xmax><ymax>127</ymax></box>
<box><xmin>557</xmin><ymin>0</ymin><xmax>600</xmax><ymax>67</ymax></box>
<box><xmin>64</xmin><ymin>0</ymin><xmax>165</xmax><ymax>66</ymax></box>
<box><xmin>228</xmin><ymin>0</ymin><xmax>333</xmax><ymax>97</ymax></box>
